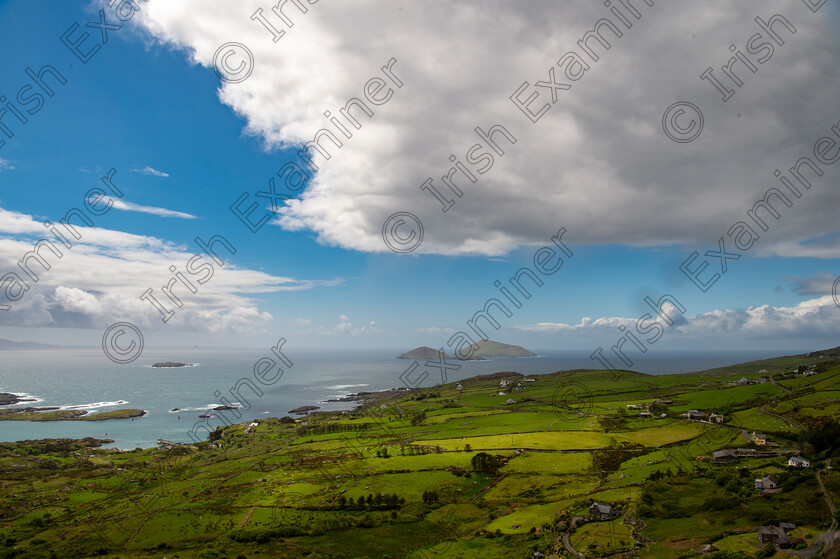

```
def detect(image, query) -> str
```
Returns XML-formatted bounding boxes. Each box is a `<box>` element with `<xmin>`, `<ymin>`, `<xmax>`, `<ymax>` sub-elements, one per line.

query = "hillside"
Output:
<box><xmin>467</xmin><ymin>339</ymin><xmax>536</xmax><ymax>358</ymax></box>
<box><xmin>398</xmin><ymin>340</ymin><xmax>535</xmax><ymax>360</ymax></box>
<box><xmin>1</xmin><ymin>348</ymin><xmax>839</xmax><ymax>558</ymax></box>
<box><xmin>396</xmin><ymin>346</ymin><xmax>456</xmax><ymax>360</ymax></box>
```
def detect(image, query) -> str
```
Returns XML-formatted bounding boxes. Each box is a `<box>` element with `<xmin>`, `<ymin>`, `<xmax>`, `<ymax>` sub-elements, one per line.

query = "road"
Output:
<box><xmin>788</xmin><ymin>460</ymin><xmax>837</xmax><ymax>558</ymax></box>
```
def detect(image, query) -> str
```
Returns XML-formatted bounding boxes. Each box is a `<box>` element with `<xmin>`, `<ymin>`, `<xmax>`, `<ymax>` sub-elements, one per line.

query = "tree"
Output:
<box><xmin>464</xmin><ymin>443</ymin><xmax>471</xmax><ymax>452</ymax></box>
<box><xmin>760</xmin><ymin>542</ymin><xmax>776</xmax><ymax>557</ymax></box>
<box><xmin>410</xmin><ymin>411</ymin><xmax>427</xmax><ymax>426</ymax></box>
<box><xmin>471</xmin><ymin>452</ymin><xmax>499</xmax><ymax>474</ymax></box>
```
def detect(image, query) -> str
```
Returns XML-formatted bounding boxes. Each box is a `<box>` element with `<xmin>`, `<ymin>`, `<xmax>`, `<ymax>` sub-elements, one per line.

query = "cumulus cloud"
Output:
<box><xmin>135</xmin><ymin>0</ymin><xmax>840</xmax><ymax>256</ymax></box>
<box><xmin>0</xmin><ymin>206</ymin><xmax>340</xmax><ymax>332</ymax></box>
<box><xmin>515</xmin><ymin>296</ymin><xmax>840</xmax><ymax>340</ymax></box>
<box><xmin>0</xmin><ymin>158</ymin><xmax>14</xmax><ymax>172</ymax></box>
<box><xmin>296</xmin><ymin>315</ymin><xmax>383</xmax><ymax>336</ymax></box>
<box><xmin>131</xmin><ymin>166</ymin><xmax>170</xmax><ymax>178</ymax></box>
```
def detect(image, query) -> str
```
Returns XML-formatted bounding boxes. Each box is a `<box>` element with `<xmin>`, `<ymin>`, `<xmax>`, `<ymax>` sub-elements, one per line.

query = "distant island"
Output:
<box><xmin>0</xmin><ymin>338</ymin><xmax>61</xmax><ymax>351</ymax></box>
<box><xmin>396</xmin><ymin>346</ymin><xmax>457</xmax><ymax>360</ymax></box>
<box><xmin>398</xmin><ymin>340</ymin><xmax>535</xmax><ymax>360</ymax></box>
<box><xmin>152</xmin><ymin>362</ymin><xmax>191</xmax><ymax>368</ymax></box>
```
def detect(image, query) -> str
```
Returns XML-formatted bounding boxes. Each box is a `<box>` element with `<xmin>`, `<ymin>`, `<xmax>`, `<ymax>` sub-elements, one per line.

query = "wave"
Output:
<box><xmin>59</xmin><ymin>400</ymin><xmax>128</xmax><ymax>411</ymax></box>
<box><xmin>2</xmin><ymin>392</ymin><xmax>44</xmax><ymax>405</ymax></box>
<box><xmin>167</xmin><ymin>402</ymin><xmax>243</xmax><ymax>413</ymax></box>
<box><xmin>326</xmin><ymin>384</ymin><xmax>369</xmax><ymax>390</ymax></box>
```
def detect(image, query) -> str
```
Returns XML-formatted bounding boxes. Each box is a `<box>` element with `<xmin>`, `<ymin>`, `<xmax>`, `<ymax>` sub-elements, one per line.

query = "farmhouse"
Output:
<box><xmin>755</xmin><ymin>475</ymin><xmax>780</xmax><ymax>490</ymax></box>
<box><xmin>709</xmin><ymin>413</ymin><xmax>724</xmax><ymax>423</ymax></box>
<box><xmin>788</xmin><ymin>456</ymin><xmax>810</xmax><ymax>467</ymax></box>
<box><xmin>639</xmin><ymin>411</ymin><xmax>652</xmax><ymax>418</ymax></box>
<box><xmin>589</xmin><ymin>502</ymin><xmax>614</xmax><ymax>519</ymax></box>
<box><xmin>749</xmin><ymin>432</ymin><xmax>767</xmax><ymax>445</ymax></box>
<box><xmin>758</xmin><ymin>525</ymin><xmax>793</xmax><ymax>547</ymax></box>
<box><xmin>683</xmin><ymin>409</ymin><xmax>706</xmax><ymax>419</ymax></box>
<box><xmin>711</xmin><ymin>450</ymin><xmax>739</xmax><ymax>464</ymax></box>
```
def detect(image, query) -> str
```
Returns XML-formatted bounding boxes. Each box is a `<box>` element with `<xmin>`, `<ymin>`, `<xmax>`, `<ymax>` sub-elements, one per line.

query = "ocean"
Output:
<box><xmin>0</xmin><ymin>347</ymin><xmax>780</xmax><ymax>449</ymax></box>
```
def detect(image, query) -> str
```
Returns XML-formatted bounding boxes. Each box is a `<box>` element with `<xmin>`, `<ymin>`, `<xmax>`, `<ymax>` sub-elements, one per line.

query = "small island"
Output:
<box><xmin>397</xmin><ymin>340</ymin><xmax>535</xmax><ymax>360</ymax></box>
<box><xmin>288</xmin><ymin>405</ymin><xmax>320</xmax><ymax>415</ymax></box>
<box><xmin>0</xmin><ymin>408</ymin><xmax>146</xmax><ymax>421</ymax></box>
<box><xmin>0</xmin><ymin>392</ymin><xmax>36</xmax><ymax>406</ymax></box>
<box><xmin>397</xmin><ymin>346</ymin><xmax>457</xmax><ymax>360</ymax></box>
<box><xmin>152</xmin><ymin>362</ymin><xmax>191</xmax><ymax>368</ymax></box>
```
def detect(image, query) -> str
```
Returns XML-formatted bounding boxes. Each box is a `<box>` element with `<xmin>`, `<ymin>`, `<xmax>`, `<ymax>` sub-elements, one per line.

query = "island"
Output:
<box><xmin>323</xmin><ymin>392</ymin><xmax>376</xmax><ymax>403</ymax></box>
<box><xmin>467</xmin><ymin>340</ymin><xmax>536</xmax><ymax>358</ymax></box>
<box><xmin>152</xmin><ymin>362</ymin><xmax>191</xmax><ymax>368</ymax></box>
<box><xmin>0</xmin><ymin>408</ymin><xmax>146</xmax><ymax>421</ymax></box>
<box><xmin>397</xmin><ymin>346</ymin><xmax>457</xmax><ymax>360</ymax></box>
<box><xmin>397</xmin><ymin>340</ymin><xmax>535</xmax><ymax>360</ymax></box>
<box><xmin>288</xmin><ymin>405</ymin><xmax>320</xmax><ymax>415</ymax></box>
<box><xmin>0</xmin><ymin>392</ymin><xmax>36</xmax><ymax>406</ymax></box>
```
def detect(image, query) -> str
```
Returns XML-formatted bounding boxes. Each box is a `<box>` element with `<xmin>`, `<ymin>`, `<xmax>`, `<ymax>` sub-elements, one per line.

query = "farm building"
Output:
<box><xmin>589</xmin><ymin>502</ymin><xmax>614</xmax><ymax>519</ymax></box>
<box><xmin>788</xmin><ymin>456</ymin><xmax>810</xmax><ymax>467</ymax></box>
<box><xmin>758</xmin><ymin>525</ymin><xmax>792</xmax><ymax>547</ymax></box>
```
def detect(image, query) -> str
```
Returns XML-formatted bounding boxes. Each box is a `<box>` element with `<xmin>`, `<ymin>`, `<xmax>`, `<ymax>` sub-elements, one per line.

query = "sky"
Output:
<box><xmin>0</xmin><ymin>0</ymin><xmax>839</xmax><ymax>357</ymax></box>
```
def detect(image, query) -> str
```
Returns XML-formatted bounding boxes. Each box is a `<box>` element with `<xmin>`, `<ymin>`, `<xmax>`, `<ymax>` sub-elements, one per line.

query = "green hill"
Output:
<box><xmin>398</xmin><ymin>341</ymin><xmax>534</xmax><ymax>360</ymax></box>
<box><xmin>467</xmin><ymin>340</ymin><xmax>536</xmax><ymax>358</ymax></box>
<box><xmin>396</xmin><ymin>346</ymin><xmax>456</xmax><ymax>360</ymax></box>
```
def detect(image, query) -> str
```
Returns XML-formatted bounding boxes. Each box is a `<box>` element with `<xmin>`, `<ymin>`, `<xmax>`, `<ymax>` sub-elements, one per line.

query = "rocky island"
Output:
<box><xmin>397</xmin><ymin>340</ymin><xmax>535</xmax><ymax>360</ymax></box>
<box><xmin>288</xmin><ymin>405</ymin><xmax>320</xmax><ymax>415</ymax></box>
<box><xmin>0</xmin><ymin>392</ymin><xmax>36</xmax><ymax>406</ymax></box>
<box><xmin>0</xmin><ymin>408</ymin><xmax>146</xmax><ymax>421</ymax></box>
<box><xmin>152</xmin><ymin>362</ymin><xmax>192</xmax><ymax>368</ymax></box>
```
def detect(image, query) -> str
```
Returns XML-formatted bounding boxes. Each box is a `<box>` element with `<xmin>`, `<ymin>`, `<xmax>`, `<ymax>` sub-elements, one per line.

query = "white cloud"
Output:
<box><xmin>135</xmin><ymin>1</ymin><xmax>840</xmax><ymax>257</ymax></box>
<box><xmin>0</xmin><ymin>206</ymin><xmax>340</xmax><ymax>332</ymax></box>
<box><xmin>295</xmin><ymin>315</ymin><xmax>383</xmax><ymax>336</ymax></box>
<box><xmin>0</xmin><ymin>158</ymin><xmax>14</xmax><ymax>172</ymax></box>
<box><xmin>131</xmin><ymin>166</ymin><xmax>170</xmax><ymax>178</ymax></box>
<box><xmin>106</xmin><ymin>198</ymin><xmax>197</xmax><ymax>219</ymax></box>
<box><xmin>515</xmin><ymin>297</ymin><xmax>840</xmax><ymax>340</ymax></box>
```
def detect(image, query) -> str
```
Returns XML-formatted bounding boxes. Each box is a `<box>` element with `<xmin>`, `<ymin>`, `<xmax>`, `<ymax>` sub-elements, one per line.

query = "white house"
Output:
<box><xmin>788</xmin><ymin>456</ymin><xmax>810</xmax><ymax>468</ymax></box>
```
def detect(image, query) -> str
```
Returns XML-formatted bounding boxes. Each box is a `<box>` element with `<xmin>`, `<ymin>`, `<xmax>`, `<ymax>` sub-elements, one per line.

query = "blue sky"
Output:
<box><xmin>0</xmin><ymin>0</ymin><xmax>839</xmax><ymax>355</ymax></box>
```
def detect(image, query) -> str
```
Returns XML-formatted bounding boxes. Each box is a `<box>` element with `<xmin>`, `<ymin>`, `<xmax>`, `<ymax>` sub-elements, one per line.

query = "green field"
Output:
<box><xmin>1</xmin><ymin>349</ymin><xmax>839</xmax><ymax>558</ymax></box>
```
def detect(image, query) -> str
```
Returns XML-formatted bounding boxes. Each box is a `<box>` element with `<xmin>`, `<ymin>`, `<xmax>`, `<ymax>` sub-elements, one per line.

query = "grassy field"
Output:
<box><xmin>0</xmin><ymin>349</ymin><xmax>838</xmax><ymax>558</ymax></box>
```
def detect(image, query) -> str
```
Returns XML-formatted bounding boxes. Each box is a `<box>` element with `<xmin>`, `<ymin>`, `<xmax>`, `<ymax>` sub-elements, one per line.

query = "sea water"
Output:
<box><xmin>0</xmin><ymin>347</ymin><xmax>781</xmax><ymax>448</ymax></box>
